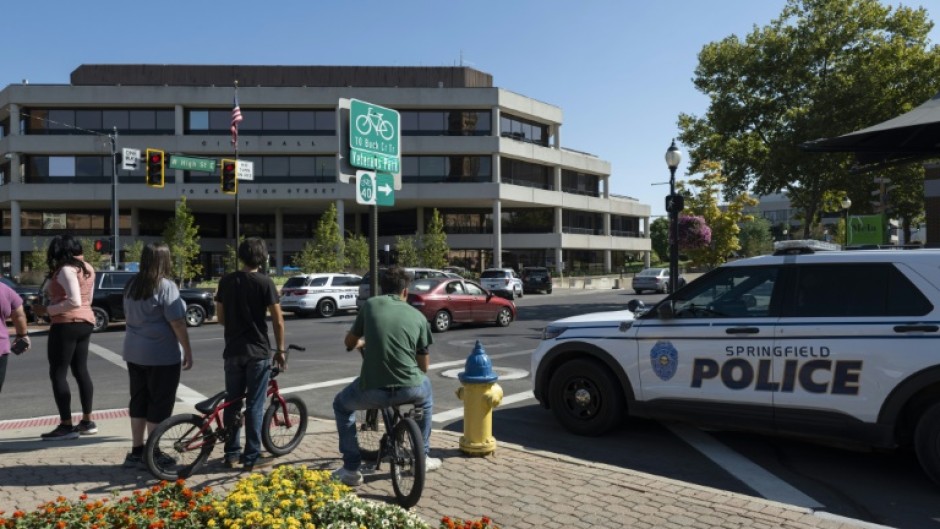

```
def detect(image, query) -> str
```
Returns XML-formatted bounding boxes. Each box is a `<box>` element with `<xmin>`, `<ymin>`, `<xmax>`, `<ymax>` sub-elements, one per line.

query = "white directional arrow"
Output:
<box><xmin>378</xmin><ymin>183</ymin><xmax>393</xmax><ymax>196</ymax></box>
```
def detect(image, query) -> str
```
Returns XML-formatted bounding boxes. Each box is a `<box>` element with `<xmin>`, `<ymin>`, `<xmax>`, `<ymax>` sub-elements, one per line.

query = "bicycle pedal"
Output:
<box><xmin>359</xmin><ymin>465</ymin><xmax>377</xmax><ymax>475</ymax></box>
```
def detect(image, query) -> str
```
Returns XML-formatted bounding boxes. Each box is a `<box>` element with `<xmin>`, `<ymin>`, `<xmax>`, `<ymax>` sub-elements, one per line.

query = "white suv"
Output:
<box><xmin>531</xmin><ymin>241</ymin><xmax>940</xmax><ymax>485</ymax></box>
<box><xmin>480</xmin><ymin>268</ymin><xmax>524</xmax><ymax>299</ymax></box>
<box><xmin>280</xmin><ymin>273</ymin><xmax>361</xmax><ymax>318</ymax></box>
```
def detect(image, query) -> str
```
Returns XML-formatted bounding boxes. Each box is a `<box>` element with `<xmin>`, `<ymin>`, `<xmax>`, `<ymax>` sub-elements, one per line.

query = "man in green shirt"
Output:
<box><xmin>333</xmin><ymin>266</ymin><xmax>440</xmax><ymax>487</ymax></box>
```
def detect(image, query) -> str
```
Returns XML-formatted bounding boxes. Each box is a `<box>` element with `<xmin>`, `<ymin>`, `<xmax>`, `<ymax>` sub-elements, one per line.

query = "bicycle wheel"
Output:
<box><xmin>262</xmin><ymin>396</ymin><xmax>308</xmax><ymax>456</ymax></box>
<box><xmin>355</xmin><ymin>114</ymin><xmax>372</xmax><ymax>135</ymax></box>
<box><xmin>378</xmin><ymin>120</ymin><xmax>395</xmax><ymax>141</ymax></box>
<box><xmin>357</xmin><ymin>409</ymin><xmax>382</xmax><ymax>460</ymax></box>
<box><xmin>146</xmin><ymin>414</ymin><xmax>214</xmax><ymax>480</ymax></box>
<box><xmin>390</xmin><ymin>418</ymin><xmax>425</xmax><ymax>508</ymax></box>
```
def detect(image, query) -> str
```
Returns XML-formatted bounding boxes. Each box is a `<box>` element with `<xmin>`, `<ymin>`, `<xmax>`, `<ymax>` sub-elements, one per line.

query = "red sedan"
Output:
<box><xmin>407</xmin><ymin>278</ymin><xmax>516</xmax><ymax>333</ymax></box>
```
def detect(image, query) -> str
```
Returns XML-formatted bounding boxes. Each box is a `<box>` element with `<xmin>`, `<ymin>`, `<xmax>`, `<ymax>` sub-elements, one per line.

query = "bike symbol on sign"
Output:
<box><xmin>355</xmin><ymin>108</ymin><xmax>395</xmax><ymax>141</ymax></box>
<box><xmin>359</xmin><ymin>174</ymin><xmax>374</xmax><ymax>202</ymax></box>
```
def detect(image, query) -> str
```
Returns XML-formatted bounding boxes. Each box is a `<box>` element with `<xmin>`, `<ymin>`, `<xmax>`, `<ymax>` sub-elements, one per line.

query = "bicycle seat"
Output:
<box><xmin>195</xmin><ymin>391</ymin><xmax>228</xmax><ymax>414</ymax></box>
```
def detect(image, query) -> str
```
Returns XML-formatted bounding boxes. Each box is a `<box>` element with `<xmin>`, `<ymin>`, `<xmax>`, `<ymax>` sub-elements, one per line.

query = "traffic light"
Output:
<box><xmin>221</xmin><ymin>159</ymin><xmax>237</xmax><ymax>195</ymax></box>
<box><xmin>93</xmin><ymin>239</ymin><xmax>111</xmax><ymax>253</ymax></box>
<box><xmin>146</xmin><ymin>149</ymin><xmax>165</xmax><ymax>188</ymax></box>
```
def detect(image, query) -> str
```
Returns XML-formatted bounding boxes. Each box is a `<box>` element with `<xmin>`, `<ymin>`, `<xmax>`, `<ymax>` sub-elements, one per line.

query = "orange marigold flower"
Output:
<box><xmin>203</xmin><ymin>486</ymin><xmax>213</xmax><ymax>494</ymax></box>
<box><xmin>175</xmin><ymin>479</ymin><xmax>185</xmax><ymax>486</ymax></box>
<box><xmin>56</xmin><ymin>496</ymin><xmax>66</xmax><ymax>503</ymax></box>
<box><xmin>56</xmin><ymin>521</ymin><xmax>66</xmax><ymax>529</ymax></box>
<box><xmin>79</xmin><ymin>494</ymin><xmax>88</xmax><ymax>501</ymax></box>
<box><xmin>473</xmin><ymin>522</ymin><xmax>483</xmax><ymax>529</ymax></box>
<box><xmin>481</xmin><ymin>517</ymin><xmax>491</xmax><ymax>525</ymax></box>
<box><xmin>96</xmin><ymin>513</ymin><xmax>105</xmax><ymax>520</ymax></box>
<box><xmin>12</xmin><ymin>512</ymin><xmax>25</xmax><ymax>519</ymax></box>
<box><xmin>160</xmin><ymin>500</ymin><xmax>170</xmax><ymax>508</ymax></box>
<box><xmin>136</xmin><ymin>496</ymin><xmax>147</xmax><ymax>504</ymax></box>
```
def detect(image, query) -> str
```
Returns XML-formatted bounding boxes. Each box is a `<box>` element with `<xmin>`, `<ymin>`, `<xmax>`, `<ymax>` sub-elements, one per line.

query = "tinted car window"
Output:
<box><xmin>790</xmin><ymin>264</ymin><xmax>932</xmax><ymax>317</ymax></box>
<box><xmin>283</xmin><ymin>277</ymin><xmax>307</xmax><ymax>288</ymax></box>
<box><xmin>481</xmin><ymin>270</ymin><xmax>506</xmax><ymax>278</ymax></box>
<box><xmin>445</xmin><ymin>281</ymin><xmax>466</xmax><ymax>294</ymax></box>
<box><xmin>466</xmin><ymin>282</ymin><xmax>486</xmax><ymax>296</ymax></box>
<box><xmin>333</xmin><ymin>276</ymin><xmax>359</xmax><ymax>286</ymax></box>
<box><xmin>310</xmin><ymin>277</ymin><xmax>328</xmax><ymax>287</ymax></box>
<box><xmin>671</xmin><ymin>266</ymin><xmax>779</xmax><ymax>318</ymax></box>
<box><xmin>101</xmin><ymin>272</ymin><xmax>134</xmax><ymax>289</ymax></box>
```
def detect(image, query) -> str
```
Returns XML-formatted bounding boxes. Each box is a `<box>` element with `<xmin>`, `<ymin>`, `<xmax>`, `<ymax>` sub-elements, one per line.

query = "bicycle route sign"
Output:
<box><xmin>349</xmin><ymin>99</ymin><xmax>400</xmax><ymax>175</ymax></box>
<box><xmin>355</xmin><ymin>170</ymin><xmax>395</xmax><ymax>207</ymax></box>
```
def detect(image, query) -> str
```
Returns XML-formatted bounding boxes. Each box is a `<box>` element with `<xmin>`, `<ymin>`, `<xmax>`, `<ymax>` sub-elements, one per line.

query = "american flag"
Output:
<box><xmin>231</xmin><ymin>94</ymin><xmax>243</xmax><ymax>146</ymax></box>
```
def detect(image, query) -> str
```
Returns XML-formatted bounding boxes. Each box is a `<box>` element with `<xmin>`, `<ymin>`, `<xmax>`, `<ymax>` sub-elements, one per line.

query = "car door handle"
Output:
<box><xmin>894</xmin><ymin>325</ymin><xmax>939</xmax><ymax>333</ymax></box>
<box><xmin>725</xmin><ymin>327</ymin><xmax>759</xmax><ymax>334</ymax></box>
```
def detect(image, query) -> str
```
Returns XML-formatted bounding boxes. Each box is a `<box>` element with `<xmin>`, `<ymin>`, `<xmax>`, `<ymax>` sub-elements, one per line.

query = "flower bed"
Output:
<box><xmin>0</xmin><ymin>465</ymin><xmax>497</xmax><ymax>529</ymax></box>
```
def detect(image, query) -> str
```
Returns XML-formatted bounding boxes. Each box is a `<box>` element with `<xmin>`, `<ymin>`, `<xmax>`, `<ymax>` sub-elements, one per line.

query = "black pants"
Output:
<box><xmin>0</xmin><ymin>353</ymin><xmax>8</xmax><ymax>394</ymax></box>
<box><xmin>47</xmin><ymin>322</ymin><xmax>95</xmax><ymax>422</ymax></box>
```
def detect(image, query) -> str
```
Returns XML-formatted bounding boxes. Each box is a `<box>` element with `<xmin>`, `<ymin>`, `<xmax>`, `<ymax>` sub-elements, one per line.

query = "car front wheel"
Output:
<box><xmin>548</xmin><ymin>359</ymin><xmax>624</xmax><ymax>436</ymax></box>
<box><xmin>915</xmin><ymin>401</ymin><xmax>940</xmax><ymax>485</ymax></box>
<box><xmin>185</xmin><ymin>304</ymin><xmax>206</xmax><ymax>327</ymax></box>
<box><xmin>91</xmin><ymin>307</ymin><xmax>109</xmax><ymax>333</ymax></box>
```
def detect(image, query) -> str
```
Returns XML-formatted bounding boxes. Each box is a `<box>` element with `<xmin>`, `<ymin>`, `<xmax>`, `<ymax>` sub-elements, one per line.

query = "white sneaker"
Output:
<box><xmin>425</xmin><ymin>457</ymin><xmax>443</xmax><ymax>471</ymax></box>
<box><xmin>331</xmin><ymin>467</ymin><xmax>363</xmax><ymax>487</ymax></box>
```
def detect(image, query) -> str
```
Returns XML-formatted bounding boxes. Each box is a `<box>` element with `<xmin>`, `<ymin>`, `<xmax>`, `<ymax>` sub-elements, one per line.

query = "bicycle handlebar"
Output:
<box><xmin>271</xmin><ymin>344</ymin><xmax>305</xmax><ymax>376</ymax></box>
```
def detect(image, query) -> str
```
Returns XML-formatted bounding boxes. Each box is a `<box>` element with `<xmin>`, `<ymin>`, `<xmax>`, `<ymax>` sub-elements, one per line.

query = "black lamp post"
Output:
<box><xmin>665</xmin><ymin>140</ymin><xmax>682</xmax><ymax>294</ymax></box>
<box><xmin>841</xmin><ymin>197</ymin><xmax>852</xmax><ymax>247</ymax></box>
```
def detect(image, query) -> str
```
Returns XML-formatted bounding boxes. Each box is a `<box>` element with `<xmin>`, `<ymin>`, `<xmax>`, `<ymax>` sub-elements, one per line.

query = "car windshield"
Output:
<box><xmin>283</xmin><ymin>277</ymin><xmax>307</xmax><ymax>288</ymax></box>
<box><xmin>481</xmin><ymin>271</ymin><xmax>506</xmax><ymax>278</ymax></box>
<box><xmin>639</xmin><ymin>268</ymin><xmax>665</xmax><ymax>277</ymax></box>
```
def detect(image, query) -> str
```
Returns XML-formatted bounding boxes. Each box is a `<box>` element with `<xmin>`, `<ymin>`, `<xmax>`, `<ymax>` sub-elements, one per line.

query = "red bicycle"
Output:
<box><xmin>145</xmin><ymin>345</ymin><xmax>308</xmax><ymax>480</ymax></box>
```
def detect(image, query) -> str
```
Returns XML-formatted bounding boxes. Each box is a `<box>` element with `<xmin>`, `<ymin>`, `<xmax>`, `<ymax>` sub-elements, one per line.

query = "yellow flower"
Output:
<box><xmin>207</xmin><ymin>521</ymin><xmax>217</xmax><ymax>528</ymax></box>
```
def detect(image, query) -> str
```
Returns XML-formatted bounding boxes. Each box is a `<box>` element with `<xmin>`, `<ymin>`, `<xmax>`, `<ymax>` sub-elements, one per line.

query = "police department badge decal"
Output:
<box><xmin>651</xmin><ymin>341</ymin><xmax>678</xmax><ymax>381</ymax></box>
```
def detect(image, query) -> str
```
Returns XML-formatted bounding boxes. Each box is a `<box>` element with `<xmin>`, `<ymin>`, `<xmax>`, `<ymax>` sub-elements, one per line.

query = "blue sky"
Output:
<box><xmin>3</xmin><ymin>1</ymin><xmax>937</xmax><ymax>216</ymax></box>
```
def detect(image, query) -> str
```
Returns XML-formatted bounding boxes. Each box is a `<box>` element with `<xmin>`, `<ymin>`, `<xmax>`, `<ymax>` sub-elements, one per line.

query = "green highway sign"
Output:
<box><xmin>375</xmin><ymin>172</ymin><xmax>395</xmax><ymax>206</ymax></box>
<box><xmin>349</xmin><ymin>99</ymin><xmax>400</xmax><ymax>175</ymax></box>
<box><xmin>168</xmin><ymin>155</ymin><xmax>216</xmax><ymax>173</ymax></box>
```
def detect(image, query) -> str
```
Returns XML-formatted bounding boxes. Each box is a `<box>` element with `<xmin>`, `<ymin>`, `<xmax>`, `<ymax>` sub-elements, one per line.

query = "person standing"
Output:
<box><xmin>0</xmin><ymin>280</ymin><xmax>31</xmax><ymax>393</ymax></box>
<box><xmin>31</xmin><ymin>235</ymin><xmax>96</xmax><ymax>440</ymax></box>
<box><xmin>120</xmin><ymin>243</ymin><xmax>194</xmax><ymax>468</ymax></box>
<box><xmin>215</xmin><ymin>237</ymin><xmax>286</xmax><ymax>471</ymax></box>
<box><xmin>333</xmin><ymin>266</ymin><xmax>440</xmax><ymax>487</ymax></box>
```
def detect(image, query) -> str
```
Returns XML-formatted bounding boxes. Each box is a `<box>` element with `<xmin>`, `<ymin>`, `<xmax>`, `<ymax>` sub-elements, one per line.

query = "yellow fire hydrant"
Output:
<box><xmin>456</xmin><ymin>340</ymin><xmax>503</xmax><ymax>456</ymax></box>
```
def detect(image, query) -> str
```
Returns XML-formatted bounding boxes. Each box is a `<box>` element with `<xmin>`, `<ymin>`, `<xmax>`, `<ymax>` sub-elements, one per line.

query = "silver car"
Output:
<box><xmin>632</xmin><ymin>267</ymin><xmax>686</xmax><ymax>294</ymax></box>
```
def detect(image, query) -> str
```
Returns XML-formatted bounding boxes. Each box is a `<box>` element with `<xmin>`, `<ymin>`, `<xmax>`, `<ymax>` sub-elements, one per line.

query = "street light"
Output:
<box><xmin>665</xmin><ymin>140</ymin><xmax>682</xmax><ymax>294</ymax></box>
<box><xmin>841</xmin><ymin>197</ymin><xmax>852</xmax><ymax>247</ymax></box>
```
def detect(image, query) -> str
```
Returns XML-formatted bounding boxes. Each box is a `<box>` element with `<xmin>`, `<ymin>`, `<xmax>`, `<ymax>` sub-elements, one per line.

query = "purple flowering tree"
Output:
<box><xmin>676</xmin><ymin>215</ymin><xmax>712</xmax><ymax>251</ymax></box>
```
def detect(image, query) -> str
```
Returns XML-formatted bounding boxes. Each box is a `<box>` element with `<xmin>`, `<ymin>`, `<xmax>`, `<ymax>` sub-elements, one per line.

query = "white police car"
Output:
<box><xmin>280</xmin><ymin>273</ymin><xmax>361</xmax><ymax>318</ymax></box>
<box><xmin>531</xmin><ymin>240</ymin><xmax>940</xmax><ymax>484</ymax></box>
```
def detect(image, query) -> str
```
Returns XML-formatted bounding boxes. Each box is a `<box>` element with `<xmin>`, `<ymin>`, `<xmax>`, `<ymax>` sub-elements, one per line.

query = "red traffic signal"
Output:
<box><xmin>221</xmin><ymin>159</ymin><xmax>237</xmax><ymax>195</ymax></box>
<box><xmin>146</xmin><ymin>148</ymin><xmax>165</xmax><ymax>188</ymax></box>
<box><xmin>94</xmin><ymin>239</ymin><xmax>111</xmax><ymax>253</ymax></box>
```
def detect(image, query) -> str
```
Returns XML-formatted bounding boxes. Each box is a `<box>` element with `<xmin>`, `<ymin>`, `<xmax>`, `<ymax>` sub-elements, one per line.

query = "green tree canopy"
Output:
<box><xmin>123</xmin><ymin>239</ymin><xmax>144</xmax><ymax>264</ymax></box>
<box><xmin>677</xmin><ymin>0</ymin><xmax>940</xmax><ymax>237</ymax></box>
<box><xmin>650</xmin><ymin>218</ymin><xmax>669</xmax><ymax>263</ymax></box>
<box><xmin>395</xmin><ymin>236</ymin><xmax>420</xmax><ymax>267</ymax></box>
<box><xmin>738</xmin><ymin>217</ymin><xmax>774</xmax><ymax>257</ymax></box>
<box><xmin>295</xmin><ymin>204</ymin><xmax>344</xmax><ymax>273</ymax></box>
<box><xmin>421</xmin><ymin>209</ymin><xmax>449</xmax><ymax>270</ymax></box>
<box><xmin>162</xmin><ymin>196</ymin><xmax>202</xmax><ymax>282</ymax></box>
<box><xmin>344</xmin><ymin>232</ymin><xmax>369</xmax><ymax>274</ymax></box>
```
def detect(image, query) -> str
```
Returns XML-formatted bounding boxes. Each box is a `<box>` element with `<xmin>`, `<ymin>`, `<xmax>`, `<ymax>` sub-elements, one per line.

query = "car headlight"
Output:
<box><xmin>542</xmin><ymin>325</ymin><xmax>568</xmax><ymax>340</ymax></box>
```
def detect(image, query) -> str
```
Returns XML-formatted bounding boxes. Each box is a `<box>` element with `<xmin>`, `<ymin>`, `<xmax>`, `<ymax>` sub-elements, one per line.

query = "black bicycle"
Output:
<box><xmin>355</xmin><ymin>404</ymin><xmax>426</xmax><ymax>508</ymax></box>
<box><xmin>145</xmin><ymin>345</ymin><xmax>308</xmax><ymax>480</ymax></box>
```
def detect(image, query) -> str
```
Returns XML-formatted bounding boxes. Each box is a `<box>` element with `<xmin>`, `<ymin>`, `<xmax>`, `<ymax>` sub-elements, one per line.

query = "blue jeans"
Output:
<box><xmin>333</xmin><ymin>375</ymin><xmax>433</xmax><ymax>471</ymax></box>
<box><xmin>223</xmin><ymin>356</ymin><xmax>271</xmax><ymax>466</ymax></box>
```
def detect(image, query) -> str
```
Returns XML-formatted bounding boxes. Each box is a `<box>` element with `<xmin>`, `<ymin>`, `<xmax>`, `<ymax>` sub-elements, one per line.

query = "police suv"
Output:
<box><xmin>279</xmin><ymin>273</ymin><xmax>361</xmax><ymax>318</ymax></box>
<box><xmin>531</xmin><ymin>241</ymin><xmax>940</xmax><ymax>484</ymax></box>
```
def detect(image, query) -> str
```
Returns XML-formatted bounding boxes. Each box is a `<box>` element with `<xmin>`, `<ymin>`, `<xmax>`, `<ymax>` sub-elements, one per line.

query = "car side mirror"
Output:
<box><xmin>657</xmin><ymin>301</ymin><xmax>675</xmax><ymax>320</ymax></box>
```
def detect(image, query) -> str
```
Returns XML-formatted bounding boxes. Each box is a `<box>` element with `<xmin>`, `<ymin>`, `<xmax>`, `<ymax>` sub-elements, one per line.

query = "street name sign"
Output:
<box><xmin>237</xmin><ymin>160</ymin><xmax>254</xmax><ymax>181</ymax></box>
<box><xmin>121</xmin><ymin>148</ymin><xmax>140</xmax><ymax>171</ymax></box>
<box><xmin>169</xmin><ymin>155</ymin><xmax>216</xmax><ymax>173</ymax></box>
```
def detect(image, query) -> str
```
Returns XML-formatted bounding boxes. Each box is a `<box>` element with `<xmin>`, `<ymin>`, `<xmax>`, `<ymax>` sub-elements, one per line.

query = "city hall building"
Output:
<box><xmin>0</xmin><ymin>65</ymin><xmax>650</xmax><ymax>277</ymax></box>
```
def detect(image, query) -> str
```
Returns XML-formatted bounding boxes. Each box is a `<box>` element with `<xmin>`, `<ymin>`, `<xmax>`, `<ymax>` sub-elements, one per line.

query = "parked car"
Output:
<box><xmin>357</xmin><ymin>267</ymin><xmax>447</xmax><ymax>309</ymax></box>
<box><xmin>532</xmin><ymin>240</ymin><xmax>940</xmax><ymax>485</ymax></box>
<box><xmin>632</xmin><ymin>267</ymin><xmax>686</xmax><ymax>294</ymax></box>
<box><xmin>407</xmin><ymin>277</ymin><xmax>516</xmax><ymax>332</ymax></box>
<box><xmin>91</xmin><ymin>271</ymin><xmax>216</xmax><ymax>332</ymax></box>
<box><xmin>521</xmin><ymin>266</ymin><xmax>553</xmax><ymax>294</ymax></box>
<box><xmin>280</xmin><ymin>273</ymin><xmax>361</xmax><ymax>318</ymax></box>
<box><xmin>1</xmin><ymin>277</ymin><xmax>42</xmax><ymax>323</ymax></box>
<box><xmin>480</xmin><ymin>268</ymin><xmax>524</xmax><ymax>299</ymax></box>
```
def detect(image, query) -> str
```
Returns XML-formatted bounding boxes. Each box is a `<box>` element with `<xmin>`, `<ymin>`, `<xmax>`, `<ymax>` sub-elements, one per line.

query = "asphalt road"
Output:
<box><xmin>2</xmin><ymin>288</ymin><xmax>938</xmax><ymax>528</ymax></box>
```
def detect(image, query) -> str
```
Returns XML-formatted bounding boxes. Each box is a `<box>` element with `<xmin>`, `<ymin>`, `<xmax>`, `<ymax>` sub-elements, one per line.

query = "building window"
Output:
<box><xmin>186</xmin><ymin>109</ymin><xmax>335</xmax><ymax>135</ymax></box>
<box><xmin>24</xmin><ymin>109</ymin><xmax>173</xmax><ymax>135</ymax></box>
<box><xmin>425</xmin><ymin>208</ymin><xmax>492</xmax><ymax>234</ymax></box>
<box><xmin>501</xmin><ymin>208</ymin><xmax>554</xmax><ymax>234</ymax></box>
<box><xmin>562</xmin><ymin>210</ymin><xmax>603</xmax><ymax>235</ymax></box>
<box><xmin>562</xmin><ymin>170</ymin><xmax>600</xmax><ymax>197</ymax></box>
<box><xmin>400</xmin><ymin>110</ymin><xmax>491</xmax><ymax>136</ymax></box>
<box><xmin>25</xmin><ymin>156</ymin><xmax>149</xmax><ymax>184</ymax></box>
<box><xmin>402</xmin><ymin>156</ymin><xmax>491</xmax><ymax>183</ymax></box>
<box><xmin>611</xmin><ymin>215</ymin><xmax>641</xmax><ymax>237</ymax></box>
<box><xmin>499</xmin><ymin>113</ymin><xmax>550</xmax><ymax>146</ymax></box>
<box><xmin>500</xmin><ymin>158</ymin><xmax>553</xmax><ymax>190</ymax></box>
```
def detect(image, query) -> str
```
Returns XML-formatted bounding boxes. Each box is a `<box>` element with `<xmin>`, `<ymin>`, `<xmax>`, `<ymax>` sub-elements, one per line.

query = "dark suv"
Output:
<box><xmin>522</xmin><ymin>267</ymin><xmax>553</xmax><ymax>294</ymax></box>
<box><xmin>91</xmin><ymin>271</ymin><xmax>215</xmax><ymax>332</ymax></box>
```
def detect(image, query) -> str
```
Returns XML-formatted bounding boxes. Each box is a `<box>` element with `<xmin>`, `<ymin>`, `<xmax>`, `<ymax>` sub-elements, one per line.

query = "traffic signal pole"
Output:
<box><xmin>109</xmin><ymin>127</ymin><xmax>119</xmax><ymax>270</ymax></box>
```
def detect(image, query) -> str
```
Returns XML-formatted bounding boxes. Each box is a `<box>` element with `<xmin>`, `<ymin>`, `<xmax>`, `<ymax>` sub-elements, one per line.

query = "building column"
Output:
<box><xmin>10</xmin><ymin>200</ymin><xmax>21</xmax><ymax>277</ymax></box>
<box><xmin>553</xmin><ymin>124</ymin><xmax>561</xmax><ymax>149</ymax></box>
<box><xmin>492</xmin><ymin>153</ymin><xmax>500</xmax><ymax>183</ymax></box>
<box><xmin>602</xmin><ymin>176</ymin><xmax>610</xmax><ymax>199</ymax></box>
<box><xmin>554</xmin><ymin>206</ymin><xmax>563</xmax><ymax>273</ymax></box>
<box><xmin>275</xmin><ymin>207</ymin><xmax>284</xmax><ymax>273</ymax></box>
<box><xmin>604</xmin><ymin>250</ymin><xmax>612</xmax><ymax>274</ymax></box>
<box><xmin>130</xmin><ymin>207</ymin><xmax>140</xmax><ymax>238</ymax></box>
<box><xmin>416</xmin><ymin>206</ymin><xmax>425</xmax><ymax>236</ymax></box>
<box><xmin>492</xmin><ymin>200</ymin><xmax>502</xmax><ymax>269</ymax></box>
<box><xmin>553</xmin><ymin>166</ymin><xmax>562</xmax><ymax>193</ymax></box>
<box><xmin>492</xmin><ymin>106</ymin><xmax>500</xmax><ymax>137</ymax></box>
<box><xmin>604</xmin><ymin>212</ymin><xmax>611</xmax><ymax>236</ymax></box>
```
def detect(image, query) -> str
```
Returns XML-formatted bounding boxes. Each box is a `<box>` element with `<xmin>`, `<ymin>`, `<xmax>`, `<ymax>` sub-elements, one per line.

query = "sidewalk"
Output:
<box><xmin>0</xmin><ymin>409</ymin><xmax>876</xmax><ymax>529</ymax></box>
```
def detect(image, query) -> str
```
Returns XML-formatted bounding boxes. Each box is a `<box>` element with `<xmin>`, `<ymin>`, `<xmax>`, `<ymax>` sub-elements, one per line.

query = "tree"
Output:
<box><xmin>162</xmin><ymin>196</ymin><xmax>202</xmax><ymax>283</ymax></box>
<box><xmin>123</xmin><ymin>239</ymin><xmax>144</xmax><ymax>263</ymax></box>
<box><xmin>294</xmin><ymin>204</ymin><xmax>344</xmax><ymax>273</ymax></box>
<box><xmin>738</xmin><ymin>217</ymin><xmax>774</xmax><ymax>257</ymax></box>
<box><xmin>395</xmin><ymin>236</ymin><xmax>420</xmax><ymax>267</ymax></box>
<box><xmin>677</xmin><ymin>216</ymin><xmax>712</xmax><ymax>253</ymax></box>
<box><xmin>677</xmin><ymin>0</ymin><xmax>940</xmax><ymax>237</ymax></box>
<box><xmin>421</xmin><ymin>209</ymin><xmax>449</xmax><ymax>269</ymax></box>
<box><xmin>677</xmin><ymin>160</ymin><xmax>756</xmax><ymax>267</ymax></box>
<box><xmin>650</xmin><ymin>218</ymin><xmax>669</xmax><ymax>263</ymax></box>
<box><xmin>344</xmin><ymin>233</ymin><xmax>369</xmax><ymax>273</ymax></box>
<box><xmin>25</xmin><ymin>238</ymin><xmax>47</xmax><ymax>272</ymax></box>
<box><xmin>225</xmin><ymin>235</ymin><xmax>246</xmax><ymax>274</ymax></box>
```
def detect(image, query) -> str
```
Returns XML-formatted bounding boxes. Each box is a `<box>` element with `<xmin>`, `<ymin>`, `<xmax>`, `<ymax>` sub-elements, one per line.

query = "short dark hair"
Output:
<box><xmin>238</xmin><ymin>237</ymin><xmax>268</xmax><ymax>269</ymax></box>
<box><xmin>380</xmin><ymin>266</ymin><xmax>410</xmax><ymax>295</ymax></box>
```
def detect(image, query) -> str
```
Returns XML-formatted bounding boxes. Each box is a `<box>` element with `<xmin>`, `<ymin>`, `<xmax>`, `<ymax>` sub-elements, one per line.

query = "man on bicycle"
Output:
<box><xmin>333</xmin><ymin>266</ymin><xmax>440</xmax><ymax>487</ymax></box>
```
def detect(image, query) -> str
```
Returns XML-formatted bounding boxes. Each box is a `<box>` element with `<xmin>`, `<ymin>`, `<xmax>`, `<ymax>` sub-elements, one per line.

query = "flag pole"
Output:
<box><xmin>234</xmin><ymin>80</ymin><xmax>240</xmax><ymax>259</ymax></box>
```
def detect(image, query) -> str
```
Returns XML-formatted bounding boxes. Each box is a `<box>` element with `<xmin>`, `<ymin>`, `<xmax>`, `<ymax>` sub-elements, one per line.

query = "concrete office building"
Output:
<box><xmin>0</xmin><ymin>65</ymin><xmax>650</xmax><ymax>277</ymax></box>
